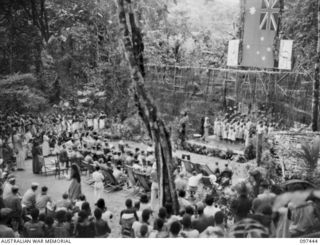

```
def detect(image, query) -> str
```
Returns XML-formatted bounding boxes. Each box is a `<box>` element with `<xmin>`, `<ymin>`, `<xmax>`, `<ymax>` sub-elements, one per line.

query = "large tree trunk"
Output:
<box><xmin>115</xmin><ymin>0</ymin><xmax>179</xmax><ymax>213</ymax></box>
<box><xmin>312</xmin><ymin>0</ymin><xmax>320</xmax><ymax>131</ymax></box>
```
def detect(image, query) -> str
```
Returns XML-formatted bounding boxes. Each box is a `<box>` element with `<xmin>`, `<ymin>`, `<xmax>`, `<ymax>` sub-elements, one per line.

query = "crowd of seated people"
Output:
<box><xmin>0</xmin><ymin>111</ymin><xmax>319</xmax><ymax>238</ymax></box>
<box><xmin>0</xmin><ymin>173</ymin><xmax>319</xmax><ymax>238</ymax></box>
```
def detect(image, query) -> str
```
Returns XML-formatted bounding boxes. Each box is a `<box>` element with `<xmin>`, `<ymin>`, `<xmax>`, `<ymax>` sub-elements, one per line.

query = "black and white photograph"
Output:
<box><xmin>0</xmin><ymin>0</ymin><xmax>320</xmax><ymax>241</ymax></box>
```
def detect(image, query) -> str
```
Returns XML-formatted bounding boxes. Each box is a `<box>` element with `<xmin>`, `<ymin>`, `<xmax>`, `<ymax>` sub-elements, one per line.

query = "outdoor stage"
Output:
<box><xmin>187</xmin><ymin>135</ymin><xmax>245</xmax><ymax>156</ymax></box>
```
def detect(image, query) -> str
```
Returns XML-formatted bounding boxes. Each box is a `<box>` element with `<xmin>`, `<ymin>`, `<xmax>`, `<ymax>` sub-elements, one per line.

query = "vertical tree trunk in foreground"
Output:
<box><xmin>115</xmin><ymin>0</ymin><xmax>179</xmax><ymax>213</ymax></box>
<box><xmin>312</xmin><ymin>0</ymin><xmax>320</xmax><ymax>131</ymax></box>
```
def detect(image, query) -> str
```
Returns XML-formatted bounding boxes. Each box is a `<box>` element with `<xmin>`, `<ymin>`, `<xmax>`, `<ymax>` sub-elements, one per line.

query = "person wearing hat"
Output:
<box><xmin>22</xmin><ymin>183</ymin><xmax>39</xmax><ymax>211</ymax></box>
<box><xmin>4</xmin><ymin>186</ymin><xmax>22</xmax><ymax>222</ymax></box>
<box><xmin>0</xmin><ymin>208</ymin><xmax>15</xmax><ymax>237</ymax></box>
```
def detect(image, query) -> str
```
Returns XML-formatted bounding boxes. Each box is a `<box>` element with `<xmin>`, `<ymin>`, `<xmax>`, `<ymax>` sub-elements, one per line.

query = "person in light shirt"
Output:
<box><xmin>113</xmin><ymin>165</ymin><xmax>126</xmax><ymax>183</ymax></box>
<box><xmin>92</xmin><ymin>166</ymin><xmax>105</xmax><ymax>202</ymax></box>
<box><xmin>188</xmin><ymin>171</ymin><xmax>203</xmax><ymax>198</ymax></box>
<box><xmin>174</xmin><ymin>173</ymin><xmax>188</xmax><ymax>191</ymax></box>
<box><xmin>203</xmin><ymin>195</ymin><xmax>221</xmax><ymax>218</ymax></box>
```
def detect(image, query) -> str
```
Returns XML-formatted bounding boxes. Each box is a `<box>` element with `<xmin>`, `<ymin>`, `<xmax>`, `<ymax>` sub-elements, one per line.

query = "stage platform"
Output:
<box><xmin>187</xmin><ymin>135</ymin><xmax>245</xmax><ymax>156</ymax></box>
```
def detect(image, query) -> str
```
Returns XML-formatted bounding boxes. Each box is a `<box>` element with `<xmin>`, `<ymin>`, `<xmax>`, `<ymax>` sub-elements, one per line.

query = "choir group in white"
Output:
<box><xmin>205</xmin><ymin>117</ymin><xmax>276</xmax><ymax>146</ymax></box>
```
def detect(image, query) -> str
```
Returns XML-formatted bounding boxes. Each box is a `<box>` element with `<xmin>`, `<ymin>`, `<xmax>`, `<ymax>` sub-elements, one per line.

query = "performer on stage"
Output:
<box><xmin>202</xmin><ymin>117</ymin><xmax>211</xmax><ymax>143</ymax></box>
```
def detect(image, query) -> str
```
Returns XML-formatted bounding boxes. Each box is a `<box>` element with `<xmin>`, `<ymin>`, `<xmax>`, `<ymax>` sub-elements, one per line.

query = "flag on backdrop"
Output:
<box><xmin>241</xmin><ymin>0</ymin><xmax>280</xmax><ymax>68</ymax></box>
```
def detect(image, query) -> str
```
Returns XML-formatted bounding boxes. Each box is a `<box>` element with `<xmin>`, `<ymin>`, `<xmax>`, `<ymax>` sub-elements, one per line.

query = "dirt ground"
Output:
<box><xmin>14</xmin><ymin>140</ymin><xmax>250</xmax><ymax>237</ymax></box>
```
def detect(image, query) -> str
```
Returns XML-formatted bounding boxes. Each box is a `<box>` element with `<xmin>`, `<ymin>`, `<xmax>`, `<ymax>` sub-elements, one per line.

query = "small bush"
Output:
<box><xmin>244</xmin><ymin>143</ymin><xmax>256</xmax><ymax>160</ymax></box>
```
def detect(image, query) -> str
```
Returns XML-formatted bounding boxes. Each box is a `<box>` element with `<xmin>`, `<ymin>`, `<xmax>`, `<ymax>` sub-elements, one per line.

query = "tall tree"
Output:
<box><xmin>115</xmin><ymin>0</ymin><xmax>179</xmax><ymax>213</ymax></box>
<box><xmin>312</xmin><ymin>0</ymin><xmax>320</xmax><ymax>131</ymax></box>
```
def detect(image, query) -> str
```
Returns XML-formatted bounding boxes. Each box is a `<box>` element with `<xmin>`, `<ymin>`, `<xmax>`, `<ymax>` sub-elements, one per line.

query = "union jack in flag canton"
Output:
<box><xmin>241</xmin><ymin>0</ymin><xmax>281</xmax><ymax>69</ymax></box>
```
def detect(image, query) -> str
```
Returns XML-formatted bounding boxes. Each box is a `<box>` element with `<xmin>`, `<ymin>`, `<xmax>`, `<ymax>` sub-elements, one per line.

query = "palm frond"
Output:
<box><xmin>298</xmin><ymin>137</ymin><xmax>320</xmax><ymax>170</ymax></box>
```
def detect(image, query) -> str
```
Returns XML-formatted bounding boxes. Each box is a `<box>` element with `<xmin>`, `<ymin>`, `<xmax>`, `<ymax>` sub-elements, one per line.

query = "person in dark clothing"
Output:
<box><xmin>119</xmin><ymin>199</ymin><xmax>139</xmax><ymax>238</ymax></box>
<box><xmin>23</xmin><ymin>208</ymin><xmax>45</xmax><ymax>238</ymax></box>
<box><xmin>75</xmin><ymin>210</ymin><xmax>95</xmax><ymax>238</ymax></box>
<box><xmin>230</xmin><ymin>183</ymin><xmax>252</xmax><ymax>222</ymax></box>
<box><xmin>248</xmin><ymin>198</ymin><xmax>273</xmax><ymax>231</ymax></box>
<box><xmin>249</xmin><ymin>169</ymin><xmax>262</xmax><ymax>198</ymax></box>
<box><xmin>59</xmin><ymin>145</ymin><xmax>69</xmax><ymax>169</ymax></box>
<box><xmin>120</xmin><ymin>199</ymin><xmax>139</xmax><ymax>221</ymax></box>
<box><xmin>4</xmin><ymin>186</ymin><xmax>22</xmax><ymax>222</ymax></box>
<box><xmin>53</xmin><ymin>210</ymin><xmax>70</xmax><ymax>238</ymax></box>
<box><xmin>191</xmin><ymin>203</ymin><xmax>215</xmax><ymax>233</ymax></box>
<box><xmin>200</xmin><ymin>117</ymin><xmax>205</xmax><ymax>137</ymax></box>
<box><xmin>0</xmin><ymin>188</ymin><xmax>5</xmax><ymax>210</ymax></box>
<box><xmin>93</xmin><ymin>208</ymin><xmax>111</xmax><ymax>238</ymax></box>
<box><xmin>44</xmin><ymin>216</ymin><xmax>55</xmax><ymax>238</ymax></box>
<box><xmin>32</xmin><ymin>141</ymin><xmax>42</xmax><ymax>174</ymax></box>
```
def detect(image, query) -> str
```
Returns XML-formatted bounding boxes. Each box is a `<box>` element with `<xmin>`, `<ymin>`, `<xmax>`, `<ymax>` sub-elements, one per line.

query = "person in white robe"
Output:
<box><xmin>24</xmin><ymin>129</ymin><xmax>33</xmax><ymax>159</ymax></box>
<box><xmin>99</xmin><ymin>118</ymin><xmax>105</xmax><ymax>130</ymax></box>
<box><xmin>203</xmin><ymin>117</ymin><xmax>211</xmax><ymax>142</ymax></box>
<box><xmin>42</xmin><ymin>133</ymin><xmax>50</xmax><ymax>157</ymax></box>
<box><xmin>16</xmin><ymin>134</ymin><xmax>26</xmax><ymax>170</ymax></box>
<box><xmin>93</xmin><ymin>118</ymin><xmax>99</xmax><ymax>130</ymax></box>
<box><xmin>92</xmin><ymin>166</ymin><xmax>105</xmax><ymax>202</ymax></box>
<box><xmin>87</xmin><ymin>118</ymin><xmax>94</xmax><ymax>129</ymax></box>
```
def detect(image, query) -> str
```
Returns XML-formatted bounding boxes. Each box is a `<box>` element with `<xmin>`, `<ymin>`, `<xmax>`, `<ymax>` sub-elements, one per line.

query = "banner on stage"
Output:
<box><xmin>227</xmin><ymin>40</ymin><xmax>240</xmax><ymax>67</ymax></box>
<box><xmin>278</xmin><ymin>40</ymin><xmax>293</xmax><ymax>70</ymax></box>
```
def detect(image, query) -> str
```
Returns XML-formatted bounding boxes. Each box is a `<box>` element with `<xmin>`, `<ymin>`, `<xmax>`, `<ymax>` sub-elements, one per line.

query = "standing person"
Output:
<box><xmin>42</xmin><ymin>132</ymin><xmax>50</xmax><ymax>158</ymax></box>
<box><xmin>199</xmin><ymin>117</ymin><xmax>205</xmax><ymax>138</ymax></box>
<box><xmin>58</xmin><ymin>145</ymin><xmax>69</xmax><ymax>169</ymax></box>
<box><xmin>32</xmin><ymin>140</ymin><xmax>43</xmax><ymax>174</ymax></box>
<box><xmin>68</xmin><ymin>164</ymin><xmax>82</xmax><ymax>202</ymax></box>
<box><xmin>92</xmin><ymin>166</ymin><xmax>104</xmax><ymax>202</ymax></box>
<box><xmin>16</xmin><ymin>133</ymin><xmax>25</xmax><ymax>171</ymax></box>
<box><xmin>150</xmin><ymin>168</ymin><xmax>159</xmax><ymax>211</ymax></box>
<box><xmin>24</xmin><ymin>127</ymin><xmax>33</xmax><ymax>159</ymax></box>
<box><xmin>12</xmin><ymin>130</ymin><xmax>19</xmax><ymax>160</ymax></box>
<box><xmin>202</xmin><ymin>117</ymin><xmax>211</xmax><ymax>143</ymax></box>
<box><xmin>178</xmin><ymin>112</ymin><xmax>189</xmax><ymax>149</ymax></box>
